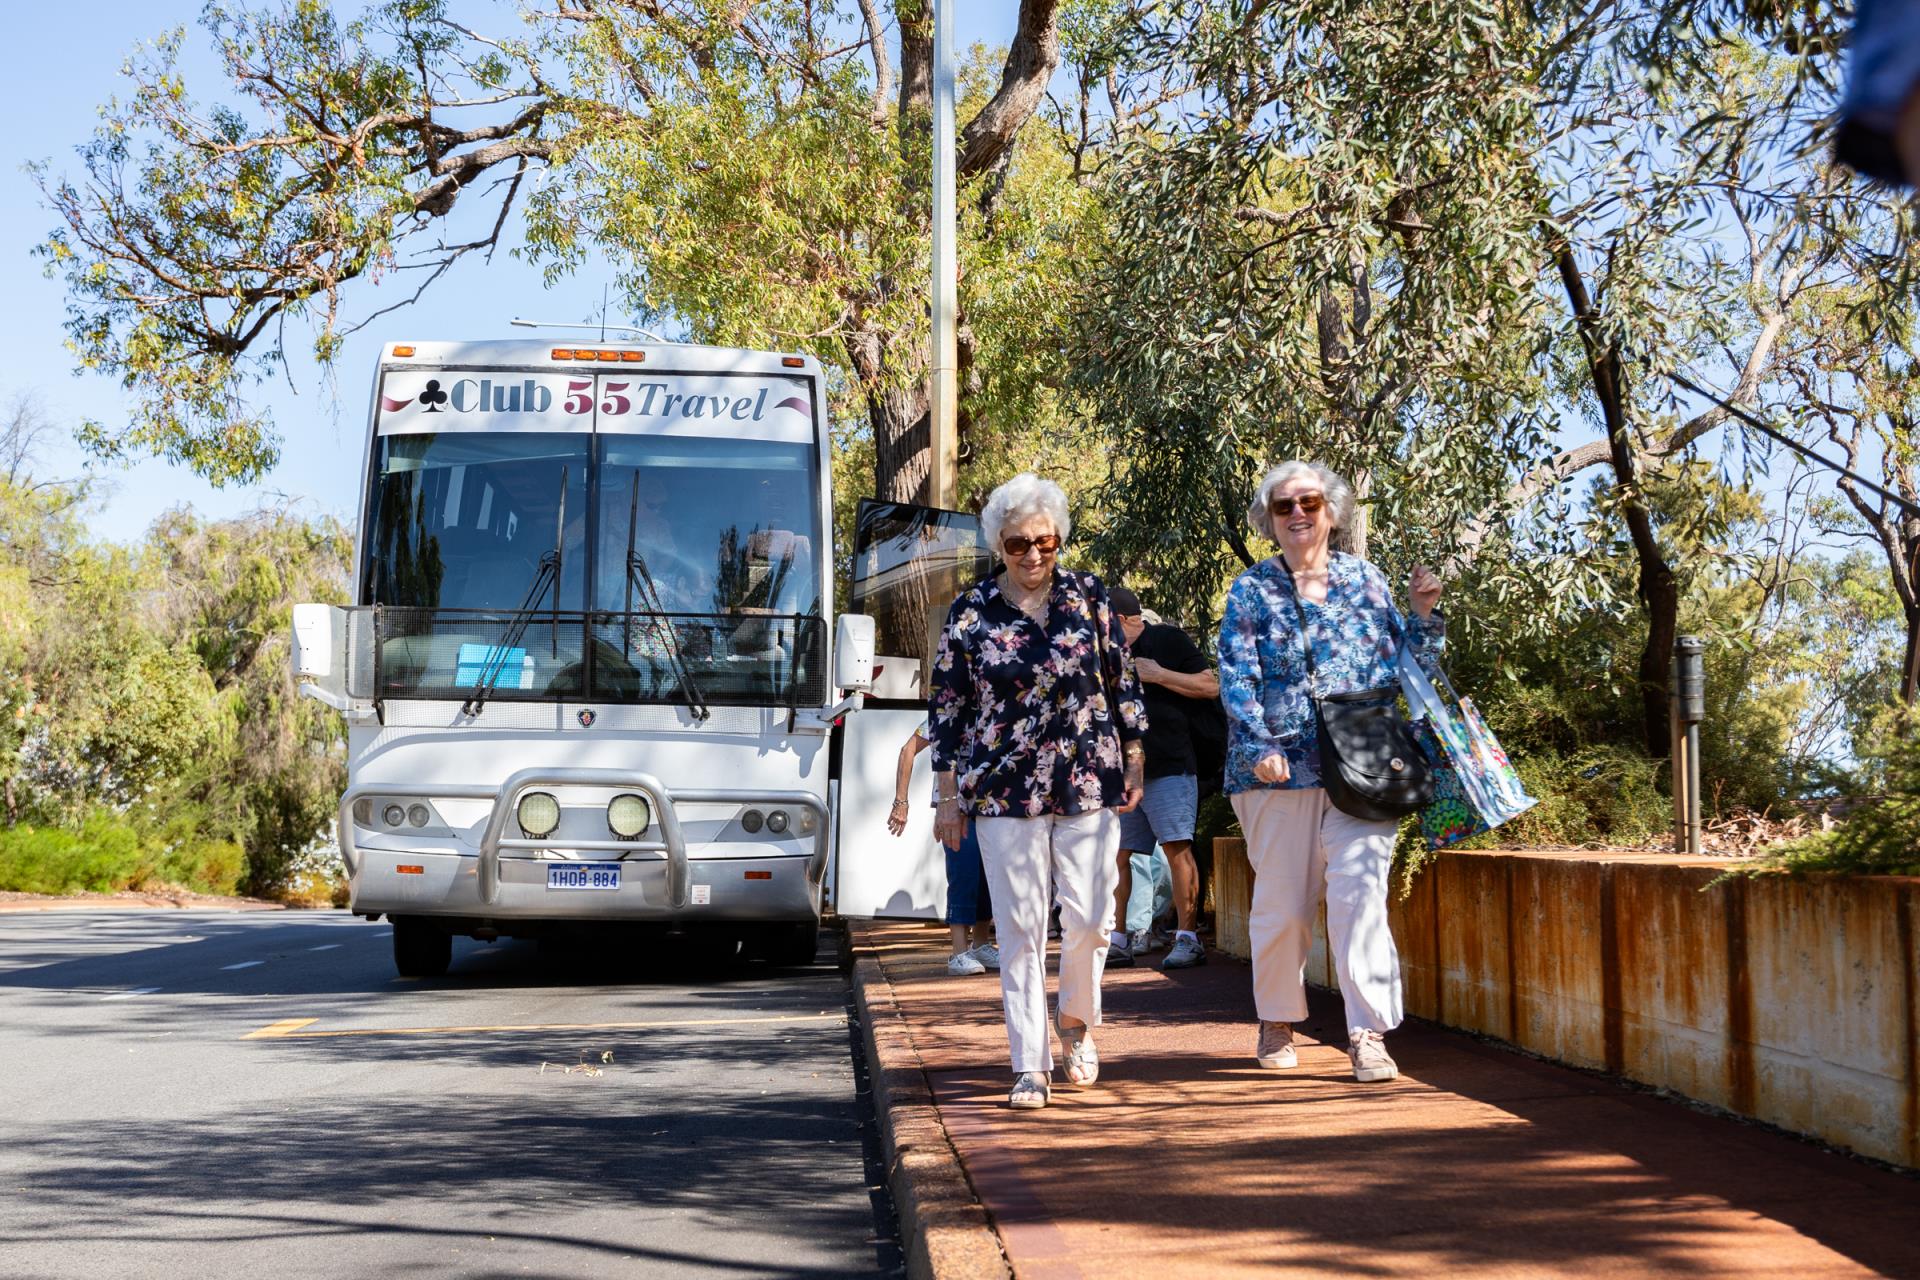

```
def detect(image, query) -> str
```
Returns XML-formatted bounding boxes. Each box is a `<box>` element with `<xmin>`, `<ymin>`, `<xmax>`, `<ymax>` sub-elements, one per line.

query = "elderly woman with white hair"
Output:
<box><xmin>1217</xmin><ymin>460</ymin><xmax>1443</xmax><ymax>1083</ymax></box>
<box><xmin>927</xmin><ymin>472</ymin><xmax>1147</xmax><ymax>1110</ymax></box>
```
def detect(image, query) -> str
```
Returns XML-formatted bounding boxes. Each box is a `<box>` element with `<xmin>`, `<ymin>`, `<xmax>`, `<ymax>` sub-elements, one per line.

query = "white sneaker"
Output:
<box><xmin>1256</xmin><ymin>1020</ymin><xmax>1297</xmax><ymax>1069</ymax></box>
<box><xmin>1161</xmin><ymin>934</ymin><xmax>1207</xmax><ymax>969</ymax></box>
<box><xmin>947</xmin><ymin>950</ymin><xmax>987</xmax><ymax>977</ymax></box>
<box><xmin>1127</xmin><ymin>927</ymin><xmax>1160</xmax><ymax>955</ymax></box>
<box><xmin>969</xmin><ymin>942</ymin><xmax>1001</xmax><ymax>970</ymax></box>
<box><xmin>1349</xmin><ymin>1029</ymin><xmax>1399</xmax><ymax>1082</ymax></box>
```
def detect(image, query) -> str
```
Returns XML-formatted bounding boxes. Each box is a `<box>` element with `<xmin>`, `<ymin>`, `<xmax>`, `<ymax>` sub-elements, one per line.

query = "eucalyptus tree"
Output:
<box><xmin>1073</xmin><ymin>0</ymin><xmax>1913</xmax><ymax>755</ymax></box>
<box><xmin>37</xmin><ymin>0</ymin><xmax>1091</xmax><ymax>504</ymax></box>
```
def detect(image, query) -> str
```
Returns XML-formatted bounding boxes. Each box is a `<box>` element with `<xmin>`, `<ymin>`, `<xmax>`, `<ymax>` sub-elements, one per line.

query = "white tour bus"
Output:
<box><xmin>293</xmin><ymin>339</ymin><xmax>986</xmax><ymax>976</ymax></box>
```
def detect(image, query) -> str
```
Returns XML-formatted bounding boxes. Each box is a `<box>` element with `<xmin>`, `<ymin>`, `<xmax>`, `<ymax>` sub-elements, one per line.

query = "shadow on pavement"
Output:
<box><xmin>872</xmin><ymin>923</ymin><xmax>1920</xmax><ymax>1278</ymax></box>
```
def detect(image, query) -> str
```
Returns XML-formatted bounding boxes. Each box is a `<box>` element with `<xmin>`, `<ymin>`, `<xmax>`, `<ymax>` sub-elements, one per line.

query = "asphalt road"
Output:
<box><xmin>0</xmin><ymin>908</ymin><xmax>902</xmax><ymax>1279</ymax></box>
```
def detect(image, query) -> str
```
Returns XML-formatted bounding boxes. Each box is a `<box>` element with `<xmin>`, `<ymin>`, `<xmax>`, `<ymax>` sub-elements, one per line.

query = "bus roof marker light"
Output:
<box><xmin>596</xmin><ymin>350</ymin><xmax>620</xmax><ymax>361</ymax></box>
<box><xmin>781</xmin><ymin>356</ymin><xmax>805</xmax><ymax>367</ymax></box>
<box><xmin>619</xmin><ymin>351</ymin><xmax>645</xmax><ymax>362</ymax></box>
<box><xmin>552</xmin><ymin>349</ymin><xmax>574</xmax><ymax>360</ymax></box>
<box><xmin>392</xmin><ymin>345</ymin><xmax>416</xmax><ymax>357</ymax></box>
<box><xmin>517</xmin><ymin>792</ymin><xmax>561</xmax><ymax>840</ymax></box>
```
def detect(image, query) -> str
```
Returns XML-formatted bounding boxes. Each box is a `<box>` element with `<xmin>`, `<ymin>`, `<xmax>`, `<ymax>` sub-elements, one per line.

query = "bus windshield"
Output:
<box><xmin>361</xmin><ymin>428</ymin><xmax>824</xmax><ymax>707</ymax></box>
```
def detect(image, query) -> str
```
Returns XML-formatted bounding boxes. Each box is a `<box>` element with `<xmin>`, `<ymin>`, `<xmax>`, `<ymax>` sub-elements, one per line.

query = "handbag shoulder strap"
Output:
<box><xmin>1274</xmin><ymin>557</ymin><xmax>1320</xmax><ymax>693</ymax></box>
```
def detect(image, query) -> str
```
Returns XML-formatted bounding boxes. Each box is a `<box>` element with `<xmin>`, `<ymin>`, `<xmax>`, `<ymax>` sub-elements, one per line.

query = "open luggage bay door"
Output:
<box><xmin>832</xmin><ymin>499</ymin><xmax>988</xmax><ymax>919</ymax></box>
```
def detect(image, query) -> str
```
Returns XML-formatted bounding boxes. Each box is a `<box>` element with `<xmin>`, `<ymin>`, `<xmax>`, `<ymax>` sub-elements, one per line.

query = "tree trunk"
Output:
<box><xmin>872</xmin><ymin>381</ymin><xmax>933</xmax><ymax>505</ymax></box>
<box><xmin>1550</xmin><ymin>231</ymin><xmax>1676</xmax><ymax>758</ymax></box>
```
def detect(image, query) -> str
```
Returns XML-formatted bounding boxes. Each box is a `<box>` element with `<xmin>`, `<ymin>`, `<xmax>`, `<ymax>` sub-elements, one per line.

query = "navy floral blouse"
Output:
<box><xmin>928</xmin><ymin>567</ymin><xmax>1148</xmax><ymax>817</ymax></box>
<box><xmin>1217</xmin><ymin>553</ymin><xmax>1444</xmax><ymax>795</ymax></box>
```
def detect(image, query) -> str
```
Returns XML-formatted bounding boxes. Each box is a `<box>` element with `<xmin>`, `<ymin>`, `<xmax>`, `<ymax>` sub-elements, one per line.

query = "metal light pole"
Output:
<box><xmin>929</xmin><ymin>0</ymin><xmax>959</xmax><ymax>510</ymax></box>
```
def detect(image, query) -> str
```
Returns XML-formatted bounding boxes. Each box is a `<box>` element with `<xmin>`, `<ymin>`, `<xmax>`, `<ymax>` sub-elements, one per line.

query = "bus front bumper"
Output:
<box><xmin>339</xmin><ymin>767</ymin><xmax>827</xmax><ymax>923</ymax></box>
<box><xmin>347</xmin><ymin>846</ymin><xmax>821</xmax><ymax>923</ymax></box>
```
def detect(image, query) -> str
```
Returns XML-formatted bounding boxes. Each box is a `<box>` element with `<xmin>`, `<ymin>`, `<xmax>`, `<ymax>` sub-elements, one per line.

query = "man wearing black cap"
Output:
<box><xmin>1106</xmin><ymin>587</ymin><xmax>1218</xmax><ymax>970</ymax></box>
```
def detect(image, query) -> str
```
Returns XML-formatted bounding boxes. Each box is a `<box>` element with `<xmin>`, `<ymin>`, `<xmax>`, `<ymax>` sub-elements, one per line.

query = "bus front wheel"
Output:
<box><xmin>392</xmin><ymin>917</ymin><xmax>452</xmax><ymax>978</ymax></box>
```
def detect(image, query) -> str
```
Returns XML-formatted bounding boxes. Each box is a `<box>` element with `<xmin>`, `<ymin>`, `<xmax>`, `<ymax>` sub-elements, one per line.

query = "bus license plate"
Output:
<box><xmin>548</xmin><ymin>863</ymin><xmax>622</xmax><ymax>891</ymax></box>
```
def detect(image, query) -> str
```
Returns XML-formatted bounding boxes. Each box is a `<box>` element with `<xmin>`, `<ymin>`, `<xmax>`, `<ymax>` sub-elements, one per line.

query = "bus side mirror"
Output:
<box><xmin>292</xmin><ymin>602</ymin><xmax>350</xmax><ymax>710</ymax></box>
<box><xmin>834</xmin><ymin>614</ymin><xmax>877</xmax><ymax>695</ymax></box>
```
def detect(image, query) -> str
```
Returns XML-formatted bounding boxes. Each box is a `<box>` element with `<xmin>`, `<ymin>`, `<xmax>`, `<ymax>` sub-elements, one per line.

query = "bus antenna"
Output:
<box><xmin>509</xmin><ymin>318</ymin><xmax>671</xmax><ymax>343</ymax></box>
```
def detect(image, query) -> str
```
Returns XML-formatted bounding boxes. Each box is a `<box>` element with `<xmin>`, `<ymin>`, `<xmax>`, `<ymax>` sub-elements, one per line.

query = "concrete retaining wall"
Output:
<box><xmin>1212</xmin><ymin>839</ymin><xmax>1920</xmax><ymax>1169</ymax></box>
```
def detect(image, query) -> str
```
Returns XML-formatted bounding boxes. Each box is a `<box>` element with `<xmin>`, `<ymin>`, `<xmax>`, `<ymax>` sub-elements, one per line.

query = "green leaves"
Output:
<box><xmin>0</xmin><ymin>472</ymin><xmax>351</xmax><ymax>893</ymax></box>
<box><xmin>37</xmin><ymin>0</ymin><xmax>552</xmax><ymax>482</ymax></box>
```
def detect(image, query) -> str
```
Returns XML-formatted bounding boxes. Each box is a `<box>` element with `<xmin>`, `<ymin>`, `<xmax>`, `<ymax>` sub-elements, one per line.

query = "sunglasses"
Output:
<box><xmin>1002</xmin><ymin>534</ymin><xmax>1061</xmax><ymax>557</ymax></box>
<box><xmin>1269</xmin><ymin>493</ymin><xmax>1326</xmax><ymax>517</ymax></box>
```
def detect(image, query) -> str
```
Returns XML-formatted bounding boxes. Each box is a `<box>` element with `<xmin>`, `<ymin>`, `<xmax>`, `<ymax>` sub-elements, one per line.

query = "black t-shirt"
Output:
<box><xmin>1129</xmin><ymin>622</ymin><xmax>1211</xmax><ymax>778</ymax></box>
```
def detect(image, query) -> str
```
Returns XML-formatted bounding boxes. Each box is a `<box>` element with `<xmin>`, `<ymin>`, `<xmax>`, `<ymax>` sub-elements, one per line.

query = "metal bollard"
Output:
<box><xmin>1670</xmin><ymin>636</ymin><xmax>1705</xmax><ymax>856</ymax></box>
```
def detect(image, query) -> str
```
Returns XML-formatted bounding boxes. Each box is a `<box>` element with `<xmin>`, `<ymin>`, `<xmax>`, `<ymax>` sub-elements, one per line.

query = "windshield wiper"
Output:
<box><xmin>622</xmin><ymin>473</ymin><xmax>711</xmax><ymax>721</ymax></box>
<box><xmin>462</xmin><ymin>468</ymin><xmax>568</xmax><ymax>717</ymax></box>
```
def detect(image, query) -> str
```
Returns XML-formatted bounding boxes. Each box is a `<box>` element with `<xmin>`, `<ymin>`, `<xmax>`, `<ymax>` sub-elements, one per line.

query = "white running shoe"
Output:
<box><xmin>969</xmin><ymin>942</ymin><xmax>1001</xmax><ymax>970</ymax></box>
<box><xmin>1127</xmin><ymin>927</ymin><xmax>1161</xmax><ymax>955</ymax></box>
<box><xmin>946</xmin><ymin>950</ymin><xmax>987</xmax><ymax>977</ymax></box>
<box><xmin>1161</xmin><ymin>934</ymin><xmax>1207</xmax><ymax>969</ymax></box>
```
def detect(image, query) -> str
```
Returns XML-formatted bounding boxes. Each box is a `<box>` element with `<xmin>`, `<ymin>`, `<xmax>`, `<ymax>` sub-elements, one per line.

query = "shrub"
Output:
<box><xmin>1740</xmin><ymin>714</ymin><xmax>1920</xmax><ymax>878</ymax></box>
<box><xmin>0</xmin><ymin>816</ymin><xmax>143</xmax><ymax>894</ymax></box>
<box><xmin>0</xmin><ymin>808</ymin><xmax>247</xmax><ymax>896</ymax></box>
<box><xmin>1394</xmin><ymin>742</ymin><xmax>1672</xmax><ymax>895</ymax></box>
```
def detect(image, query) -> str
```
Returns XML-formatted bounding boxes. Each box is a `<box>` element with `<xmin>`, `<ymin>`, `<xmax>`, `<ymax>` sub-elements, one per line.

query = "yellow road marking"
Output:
<box><xmin>240</xmin><ymin>1011</ymin><xmax>844</xmax><ymax>1040</ymax></box>
<box><xmin>243</xmin><ymin>1018</ymin><xmax>321</xmax><ymax>1039</ymax></box>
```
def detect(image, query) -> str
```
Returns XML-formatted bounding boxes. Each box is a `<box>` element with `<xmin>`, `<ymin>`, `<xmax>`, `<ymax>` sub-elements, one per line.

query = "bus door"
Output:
<box><xmin>832</xmin><ymin>499</ymin><xmax>988</xmax><ymax>919</ymax></box>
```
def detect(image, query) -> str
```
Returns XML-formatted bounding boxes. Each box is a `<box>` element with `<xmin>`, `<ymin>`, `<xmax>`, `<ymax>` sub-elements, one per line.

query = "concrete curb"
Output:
<box><xmin>0</xmin><ymin>896</ymin><xmax>290</xmax><ymax>913</ymax></box>
<box><xmin>851</xmin><ymin>930</ymin><xmax>1012</xmax><ymax>1280</ymax></box>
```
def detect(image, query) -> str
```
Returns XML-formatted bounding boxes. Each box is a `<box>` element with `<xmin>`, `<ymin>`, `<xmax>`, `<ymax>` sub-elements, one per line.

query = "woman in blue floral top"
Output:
<box><xmin>1218</xmin><ymin>460</ymin><xmax>1444</xmax><ymax>1085</ymax></box>
<box><xmin>928</xmin><ymin>473</ymin><xmax>1147</xmax><ymax>1111</ymax></box>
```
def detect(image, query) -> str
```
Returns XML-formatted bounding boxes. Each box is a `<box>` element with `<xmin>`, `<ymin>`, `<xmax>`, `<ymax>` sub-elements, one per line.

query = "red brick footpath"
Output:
<box><xmin>850</xmin><ymin>921</ymin><xmax>1920</xmax><ymax>1280</ymax></box>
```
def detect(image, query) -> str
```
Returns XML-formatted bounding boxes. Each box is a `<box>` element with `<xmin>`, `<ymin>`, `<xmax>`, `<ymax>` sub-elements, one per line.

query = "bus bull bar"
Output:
<box><xmin>337</xmin><ymin>767</ymin><xmax>830</xmax><ymax>911</ymax></box>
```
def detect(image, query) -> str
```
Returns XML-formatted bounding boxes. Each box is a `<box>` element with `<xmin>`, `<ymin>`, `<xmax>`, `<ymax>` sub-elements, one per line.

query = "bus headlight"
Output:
<box><xmin>741</xmin><ymin>809</ymin><xmax>764</xmax><ymax>834</ymax></box>
<box><xmin>765</xmin><ymin>810</ymin><xmax>790</xmax><ymax>835</ymax></box>
<box><xmin>382</xmin><ymin>804</ymin><xmax>406</xmax><ymax>828</ymax></box>
<box><xmin>406</xmin><ymin>804</ymin><xmax>431</xmax><ymax>828</ymax></box>
<box><xmin>607</xmin><ymin>793</ymin><xmax>651</xmax><ymax>840</ymax></box>
<box><xmin>517</xmin><ymin>792</ymin><xmax>561</xmax><ymax>839</ymax></box>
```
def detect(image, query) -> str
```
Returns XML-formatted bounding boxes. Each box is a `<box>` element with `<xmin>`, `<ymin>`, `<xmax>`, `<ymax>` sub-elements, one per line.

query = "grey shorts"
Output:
<box><xmin>1118</xmin><ymin>773</ymin><xmax>1199</xmax><ymax>852</ymax></box>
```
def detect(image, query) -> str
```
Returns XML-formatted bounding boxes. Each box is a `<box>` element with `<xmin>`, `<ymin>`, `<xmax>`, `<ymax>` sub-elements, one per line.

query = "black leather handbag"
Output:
<box><xmin>1279</xmin><ymin>560</ymin><xmax>1435</xmax><ymax>822</ymax></box>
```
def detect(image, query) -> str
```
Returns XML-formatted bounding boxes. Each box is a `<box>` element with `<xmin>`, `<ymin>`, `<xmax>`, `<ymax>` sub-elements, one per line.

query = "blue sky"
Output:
<box><xmin>2</xmin><ymin>3</ymin><xmax>1023</xmax><ymax>543</ymax></box>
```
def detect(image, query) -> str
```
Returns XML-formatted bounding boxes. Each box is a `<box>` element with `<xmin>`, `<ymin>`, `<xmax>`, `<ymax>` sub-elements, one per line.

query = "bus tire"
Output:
<box><xmin>757</xmin><ymin>921</ymin><xmax>819</xmax><ymax>968</ymax></box>
<box><xmin>392</xmin><ymin>917</ymin><xmax>452</xmax><ymax>978</ymax></box>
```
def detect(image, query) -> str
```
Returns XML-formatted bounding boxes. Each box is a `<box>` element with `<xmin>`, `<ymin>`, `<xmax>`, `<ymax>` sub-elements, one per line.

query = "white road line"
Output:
<box><xmin>307</xmin><ymin>944</ymin><xmax>341</xmax><ymax>952</ymax></box>
<box><xmin>101</xmin><ymin>988</ymin><xmax>160</xmax><ymax>1001</ymax></box>
<box><xmin>220</xmin><ymin>960</ymin><xmax>265</xmax><ymax>971</ymax></box>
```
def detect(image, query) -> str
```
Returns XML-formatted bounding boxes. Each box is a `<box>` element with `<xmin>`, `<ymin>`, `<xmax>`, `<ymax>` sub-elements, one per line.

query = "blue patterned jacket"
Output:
<box><xmin>1216</xmin><ymin>553</ymin><xmax>1443</xmax><ymax>795</ymax></box>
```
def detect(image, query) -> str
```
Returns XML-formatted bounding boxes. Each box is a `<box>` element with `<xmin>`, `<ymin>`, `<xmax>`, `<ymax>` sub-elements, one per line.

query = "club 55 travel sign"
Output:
<box><xmin>376</xmin><ymin>370</ymin><xmax>816</xmax><ymax>442</ymax></box>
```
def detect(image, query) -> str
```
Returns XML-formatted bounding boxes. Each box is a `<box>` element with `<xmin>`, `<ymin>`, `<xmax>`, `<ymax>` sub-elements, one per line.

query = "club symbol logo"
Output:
<box><xmin>577</xmin><ymin>709</ymin><xmax>596</xmax><ymax>728</ymax></box>
<box><xmin>418</xmin><ymin>379</ymin><xmax>449</xmax><ymax>412</ymax></box>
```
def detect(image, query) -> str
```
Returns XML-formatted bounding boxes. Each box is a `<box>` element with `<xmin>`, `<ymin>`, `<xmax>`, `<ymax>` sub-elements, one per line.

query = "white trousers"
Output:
<box><xmin>975</xmin><ymin>809</ymin><xmax>1121</xmax><ymax>1074</ymax></box>
<box><xmin>1231</xmin><ymin>787</ymin><xmax>1403</xmax><ymax>1035</ymax></box>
